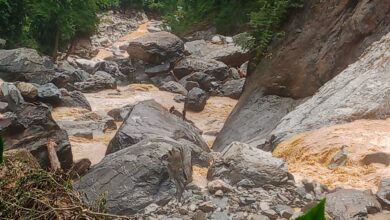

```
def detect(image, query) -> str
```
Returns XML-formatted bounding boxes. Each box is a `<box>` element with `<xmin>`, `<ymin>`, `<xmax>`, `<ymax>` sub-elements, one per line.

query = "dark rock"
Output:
<box><xmin>0</xmin><ymin>48</ymin><xmax>56</xmax><ymax>84</ymax></box>
<box><xmin>74</xmin><ymin>71</ymin><xmax>117</xmax><ymax>93</ymax></box>
<box><xmin>182</xmin><ymin>81</ymin><xmax>199</xmax><ymax>91</ymax></box>
<box><xmin>377</xmin><ymin>178</ymin><xmax>390</xmax><ymax>210</ymax></box>
<box><xmin>94</xmin><ymin>60</ymin><xmax>127</xmax><ymax>83</ymax></box>
<box><xmin>15</xmin><ymin>82</ymin><xmax>38</xmax><ymax>101</ymax></box>
<box><xmin>179</xmin><ymin>72</ymin><xmax>214</xmax><ymax>92</ymax></box>
<box><xmin>127</xmin><ymin>31</ymin><xmax>184</xmax><ymax>64</ymax></box>
<box><xmin>107</xmin><ymin>104</ymin><xmax>134</xmax><ymax>122</ymax></box>
<box><xmin>107</xmin><ymin>100</ymin><xmax>209</xmax><ymax>155</ymax></box>
<box><xmin>145</xmin><ymin>63</ymin><xmax>171</xmax><ymax>76</ymax></box>
<box><xmin>207</xmin><ymin>179</ymin><xmax>233</xmax><ymax>194</ymax></box>
<box><xmin>59</xmin><ymin>90</ymin><xmax>92</xmax><ymax>111</ymax></box>
<box><xmin>326</xmin><ymin>188</ymin><xmax>381</xmax><ymax>219</ymax></box>
<box><xmin>208</xmin><ymin>142</ymin><xmax>290</xmax><ymax>187</ymax></box>
<box><xmin>174</xmin><ymin>56</ymin><xmax>229</xmax><ymax>80</ymax></box>
<box><xmin>192</xmin><ymin>210</ymin><xmax>207</xmax><ymax>220</ymax></box>
<box><xmin>1</xmin><ymin>103</ymin><xmax>72</xmax><ymax>169</ymax></box>
<box><xmin>161</xmin><ymin>81</ymin><xmax>188</xmax><ymax>95</ymax></box>
<box><xmin>71</xmin><ymin>158</ymin><xmax>92</xmax><ymax>177</ymax></box>
<box><xmin>0</xmin><ymin>82</ymin><xmax>24</xmax><ymax>110</ymax></box>
<box><xmin>150</xmin><ymin>73</ymin><xmax>175</xmax><ymax>87</ymax></box>
<box><xmin>186</xmin><ymin>88</ymin><xmax>208</xmax><ymax>112</ymax></box>
<box><xmin>75</xmin><ymin>137</ymin><xmax>209</xmax><ymax>215</ymax></box>
<box><xmin>221</xmin><ymin>78</ymin><xmax>245</xmax><ymax>99</ymax></box>
<box><xmin>361</xmin><ymin>152</ymin><xmax>390</xmax><ymax>166</ymax></box>
<box><xmin>37</xmin><ymin>83</ymin><xmax>62</xmax><ymax>104</ymax></box>
<box><xmin>0</xmin><ymin>38</ymin><xmax>6</xmax><ymax>49</ymax></box>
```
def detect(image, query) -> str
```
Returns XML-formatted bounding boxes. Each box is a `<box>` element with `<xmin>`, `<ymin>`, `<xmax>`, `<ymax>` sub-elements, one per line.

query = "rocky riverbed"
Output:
<box><xmin>1</xmin><ymin>3</ymin><xmax>390</xmax><ymax>219</ymax></box>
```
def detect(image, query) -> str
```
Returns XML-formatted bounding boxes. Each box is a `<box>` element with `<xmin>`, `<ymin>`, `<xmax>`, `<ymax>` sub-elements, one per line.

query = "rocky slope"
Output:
<box><xmin>213</xmin><ymin>0</ymin><xmax>390</xmax><ymax>152</ymax></box>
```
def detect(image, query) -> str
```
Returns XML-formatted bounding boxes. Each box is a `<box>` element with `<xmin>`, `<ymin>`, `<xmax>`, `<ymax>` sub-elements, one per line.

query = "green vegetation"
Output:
<box><xmin>0</xmin><ymin>0</ymin><xmax>304</xmax><ymax>60</ymax></box>
<box><xmin>297</xmin><ymin>199</ymin><xmax>326</xmax><ymax>220</ymax></box>
<box><xmin>0</xmin><ymin>0</ymin><xmax>99</xmax><ymax>59</ymax></box>
<box><xmin>0</xmin><ymin>150</ymin><xmax>134</xmax><ymax>219</ymax></box>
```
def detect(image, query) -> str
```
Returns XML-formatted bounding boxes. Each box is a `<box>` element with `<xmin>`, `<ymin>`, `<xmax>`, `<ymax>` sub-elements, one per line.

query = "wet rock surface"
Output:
<box><xmin>75</xmin><ymin>137</ymin><xmax>209</xmax><ymax>215</ymax></box>
<box><xmin>186</xmin><ymin>88</ymin><xmax>208</xmax><ymax>112</ymax></box>
<box><xmin>107</xmin><ymin>100</ymin><xmax>209</xmax><ymax>155</ymax></box>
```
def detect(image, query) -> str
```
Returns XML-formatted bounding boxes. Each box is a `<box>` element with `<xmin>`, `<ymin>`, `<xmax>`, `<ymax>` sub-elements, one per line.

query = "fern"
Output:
<box><xmin>296</xmin><ymin>199</ymin><xmax>326</xmax><ymax>220</ymax></box>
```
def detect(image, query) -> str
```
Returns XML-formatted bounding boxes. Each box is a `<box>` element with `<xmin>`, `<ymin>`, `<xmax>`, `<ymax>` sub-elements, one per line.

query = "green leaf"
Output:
<box><xmin>296</xmin><ymin>199</ymin><xmax>326</xmax><ymax>220</ymax></box>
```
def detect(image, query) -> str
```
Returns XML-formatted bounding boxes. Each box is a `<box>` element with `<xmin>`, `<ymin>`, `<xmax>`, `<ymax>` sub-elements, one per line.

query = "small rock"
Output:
<box><xmin>174</xmin><ymin>94</ymin><xmax>186</xmax><ymax>103</ymax></box>
<box><xmin>15</xmin><ymin>82</ymin><xmax>38</xmax><ymax>101</ymax></box>
<box><xmin>199</xmin><ymin>201</ymin><xmax>216</xmax><ymax>213</ymax></box>
<box><xmin>260</xmin><ymin>202</ymin><xmax>270</xmax><ymax>211</ymax></box>
<box><xmin>208</xmin><ymin>179</ymin><xmax>234</xmax><ymax>194</ymax></box>
<box><xmin>377</xmin><ymin>178</ymin><xmax>390</xmax><ymax>209</ymax></box>
<box><xmin>144</xmin><ymin>203</ymin><xmax>160</xmax><ymax>215</ymax></box>
<box><xmin>0</xmin><ymin>101</ymin><xmax>8</xmax><ymax>113</ymax></box>
<box><xmin>328</xmin><ymin>145</ymin><xmax>348</xmax><ymax>169</ymax></box>
<box><xmin>236</xmin><ymin>179</ymin><xmax>255</xmax><ymax>188</ymax></box>
<box><xmin>215</xmin><ymin>190</ymin><xmax>224</xmax><ymax>197</ymax></box>
<box><xmin>161</xmin><ymin>81</ymin><xmax>188</xmax><ymax>95</ymax></box>
<box><xmin>178</xmin><ymin>207</ymin><xmax>189</xmax><ymax>215</ymax></box>
<box><xmin>192</xmin><ymin>210</ymin><xmax>206</xmax><ymax>220</ymax></box>
<box><xmin>262</xmin><ymin>209</ymin><xmax>278</xmax><ymax>219</ymax></box>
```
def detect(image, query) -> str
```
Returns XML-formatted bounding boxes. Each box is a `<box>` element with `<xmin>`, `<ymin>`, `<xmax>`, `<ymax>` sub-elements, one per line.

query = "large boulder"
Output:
<box><xmin>326</xmin><ymin>189</ymin><xmax>381</xmax><ymax>219</ymax></box>
<box><xmin>208</xmin><ymin>142</ymin><xmax>291</xmax><ymax>187</ymax></box>
<box><xmin>184</xmin><ymin>39</ymin><xmax>250</xmax><ymax>67</ymax></box>
<box><xmin>186</xmin><ymin>87</ymin><xmax>208</xmax><ymax>112</ymax></box>
<box><xmin>75</xmin><ymin>58</ymin><xmax>98</xmax><ymax>74</ymax></box>
<box><xmin>37</xmin><ymin>83</ymin><xmax>62</xmax><ymax>104</ymax></box>
<box><xmin>0</xmin><ymin>48</ymin><xmax>56</xmax><ymax>84</ymax></box>
<box><xmin>268</xmin><ymin>33</ymin><xmax>390</xmax><ymax>147</ymax></box>
<box><xmin>0</xmin><ymin>82</ymin><xmax>24</xmax><ymax>110</ymax></box>
<box><xmin>221</xmin><ymin>78</ymin><xmax>245</xmax><ymax>99</ymax></box>
<box><xmin>75</xmin><ymin>137</ymin><xmax>210</xmax><ymax>215</ymax></box>
<box><xmin>74</xmin><ymin>71</ymin><xmax>117</xmax><ymax>92</ymax></box>
<box><xmin>173</xmin><ymin>56</ymin><xmax>229</xmax><ymax>80</ymax></box>
<box><xmin>213</xmin><ymin>95</ymin><xmax>298</xmax><ymax>152</ymax></box>
<box><xmin>106</xmin><ymin>100</ymin><xmax>209</xmax><ymax>155</ymax></box>
<box><xmin>1</xmin><ymin>103</ymin><xmax>73</xmax><ymax>169</ymax></box>
<box><xmin>94</xmin><ymin>60</ymin><xmax>128</xmax><ymax>83</ymax></box>
<box><xmin>127</xmin><ymin>31</ymin><xmax>184</xmax><ymax>64</ymax></box>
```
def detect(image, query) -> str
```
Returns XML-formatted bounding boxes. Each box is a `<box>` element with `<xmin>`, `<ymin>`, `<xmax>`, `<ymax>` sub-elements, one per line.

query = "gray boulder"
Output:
<box><xmin>59</xmin><ymin>89</ymin><xmax>92</xmax><ymax>111</ymax></box>
<box><xmin>326</xmin><ymin>189</ymin><xmax>381</xmax><ymax>219</ymax></box>
<box><xmin>0</xmin><ymin>101</ymin><xmax>8</xmax><ymax>113</ymax></box>
<box><xmin>0</xmin><ymin>48</ymin><xmax>56</xmax><ymax>84</ymax></box>
<box><xmin>161</xmin><ymin>81</ymin><xmax>188</xmax><ymax>95</ymax></box>
<box><xmin>106</xmin><ymin>100</ymin><xmax>209</xmax><ymax>155</ymax></box>
<box><xmin>0</xmin><ymin>38</ymin><xmax>6</xmax><ymax>49</ymax></box>
<box><xmin>179</xmin><ymin>72</ymin><xmax>215</xmax><ymax>92</ymax></box>
<box><xmin>184</xmin><ymin>39</ymin><xmax>250</xmax><ymax>67</ymax></box>
<box><xmin>74</xmin><ymin>71</ymin><xmax>117</xmax><ymax>93</ymax></box>
<box><xmin>0</xmin><ymin>82</ymin><xmax>24</xmax><ymax>110</ymax></box>
<box><xmin>208</xmin><ymin>142</ymin><xmax>291</xmax><ymax>187</ymax></box>
<box><xmin>94</xmin><ymin>60</ymin><xmax>127</xmax><ymax>83</ymax></box>
<box><xmin>15</xmin><ymin>82</ymin><xmax>38</xmax><ymax>101</ymax></box>
<box><xmin>269</xmin><ymin>33</ymin><xmax>390</xmax><ymax>147</ymax></box>
<box><xmin>75</xmin><ymin>137</ymin><xmax>210</xmax><ymax>215</ymax></box>
<box><xmin>221</xmin><ymin>78</ymin><xmax>245</xmax><ymax>99</ymax></box>
<box><xmin>127</xmin><ymin>31</ymin><xmax>184</xmax><ymax>64</ymax></box>
<box><xmin>1</xmin><ymin>103</ymin><xmax>72</xmax><ymax>169</ymax></box>
<box><xmin>186</xmin><ymin>87</ymin><xmax>208</xmax><ymax>112</ymax></box>
<box><xmin>377</xmin><ymin>178</ymin><xmax>390</xmax><ymax>210</ymax></box>
<box><xmin>174</xmin><ymin>56</ymin><xmax>229</xmax><ymax>80</ymax></box>
<box><xmin>37</xmin><ymin>83</ymin><xmax>62</xmax><ymax>104</ymax></box>
<box><xmin>75</xmin><ymin>58</ymin><xmax>98</xmax><ymax>74</ymax></box>
<box><xmin>212</xmin><ymin>94</ymin><xmax>298</xmax><ymax>152</ymax></box>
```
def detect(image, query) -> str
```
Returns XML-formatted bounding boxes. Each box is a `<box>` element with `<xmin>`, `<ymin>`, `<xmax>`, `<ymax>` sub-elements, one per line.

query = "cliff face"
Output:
<box><xmin>213</xmin><ymin>0</ymin><xmax>390</xmax><ymax>151</ymax></box>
